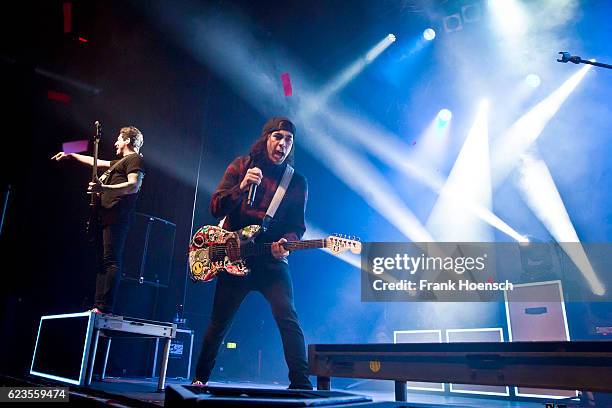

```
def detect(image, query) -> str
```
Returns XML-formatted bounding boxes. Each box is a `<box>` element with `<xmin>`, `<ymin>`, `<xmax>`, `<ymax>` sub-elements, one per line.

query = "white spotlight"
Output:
<box><xmin>437</xmin><ymin>108</ymin><xmax>452</xmax><ymax>123</ymax></box>
<box><xmin>525</xmin><ymin>74</ymin><xmax>541</xmax><ymax>88</ymax></box>
<box><xmin>423</xmin><ymin>28</ymin><xmax>436</xmax><ymax>41</ymax></box>
<box><xmin>488</xmin><ymin>0</ymin><xmax>528</xmax><ymax>35</ymax></box>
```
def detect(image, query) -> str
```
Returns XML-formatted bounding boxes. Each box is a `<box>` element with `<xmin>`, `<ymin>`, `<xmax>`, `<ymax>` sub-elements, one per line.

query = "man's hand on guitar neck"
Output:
<box><xmin>88</xmin><ymin>181</ymin><xmax>103</xmax><ymax>194</ymax></box>
<box><xmin>271</xmin><ymin>238</ymin><xmax>290</xmax><ymax>259</ymax></box>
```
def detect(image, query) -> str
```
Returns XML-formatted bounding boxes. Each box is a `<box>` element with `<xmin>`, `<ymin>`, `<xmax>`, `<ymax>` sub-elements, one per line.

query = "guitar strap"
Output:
<box><xmin>261</xmin><ymin>164</ymin><xmax>294</xmax><ymax>231</ymax></box>
<box><xmin>98</xmin><ymin>154</ymin><xmax>134</xmax><ymax>183</ymax></box>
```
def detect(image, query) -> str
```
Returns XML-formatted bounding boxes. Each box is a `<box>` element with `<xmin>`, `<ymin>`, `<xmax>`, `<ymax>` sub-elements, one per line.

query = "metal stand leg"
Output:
<box><xmin>317</xmin><ymin>376</ymin><xmax>331</xmax><ymax>390</ymax></box>
<box><xmin>158</xmin><ymin>338</ymin><xmax>171</xmax><ymax>391</ymax></box>
<box><xmin>152</xmin><ymin>338</ymin><xmax>160</xmax><ymax>378</ymax></box>
<box><xmin>101</xmin><ymin>338</ymin><xmax>112</xmax><ymax>380</ymax></box>
<box><xmin>87</xmin><ymin>330</ymin><xmax>101</xmax><ymax>385</ymax></box>
<box><xmin>394</xmin><ymin>381</ymin><xmax>407</xmax><ymax>402</ymax></box>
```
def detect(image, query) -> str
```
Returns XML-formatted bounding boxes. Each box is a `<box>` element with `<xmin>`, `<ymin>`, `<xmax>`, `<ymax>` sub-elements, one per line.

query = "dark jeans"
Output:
<box><xmin>195</xmin><ymin>259</ymin><xmax>311</xmax><ymax>388</ymax></box>
<box><xmin>94</xmin><ymin>221</ymin><xmax>130</xmax><ymax>313</ymax></box>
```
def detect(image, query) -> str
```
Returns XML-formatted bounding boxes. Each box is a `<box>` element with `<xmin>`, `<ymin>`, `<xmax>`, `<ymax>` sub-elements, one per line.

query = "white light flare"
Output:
<box><xmin>516</xmin><ymin>154</ymin><xmax>605</xmax><ymax>295</ymax></box>
<box><xmin>492</xmin><ymin>64</ymin><xmax>593</xmax><ymax>187</ymax></box>
<box><xmin>488</xmin><ymin>0</ymin><xmax>529</xmax><ymax>36</ymax></box>
<box><xmin>317</xmin><ymin>106</ymin><xmax>527</xmax><ymax>242</ymax></box>
<box><xmin>427</xmin><ymin>100</ymin><xmax>495</xmax><ymax>241</ymax></box>
<box><xmin>525</xmin><ymin>74</ymin><xmax>541</xmax><ymax>88</ymax></box>
<box><xmin>298</xmin><ymin>119</ymin><xmax>435</xmax><ymax>243</ymax></box>
<box><xmin>423</xmin><ymin>28</ymin><xmax>436</xmax><ymax>41</ymax></box>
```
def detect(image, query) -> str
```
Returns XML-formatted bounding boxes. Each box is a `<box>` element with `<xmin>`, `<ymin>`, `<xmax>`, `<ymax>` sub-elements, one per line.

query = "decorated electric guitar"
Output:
<box><xmin>189</xmin><ymin>224</ymin><xmax>361</xmax><ymax>282</ymax></box>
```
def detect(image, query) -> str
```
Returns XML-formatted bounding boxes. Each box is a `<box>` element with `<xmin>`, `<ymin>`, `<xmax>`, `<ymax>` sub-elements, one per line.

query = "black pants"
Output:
<box><xmin>94</xmin><ymin>221</ymin><xmax>130</xmax><ymax>313</ymax></box>
<box><xmin>195</xmin><ymin>260</ymin><xmax>311</xmax><ymax>387</ymax></box>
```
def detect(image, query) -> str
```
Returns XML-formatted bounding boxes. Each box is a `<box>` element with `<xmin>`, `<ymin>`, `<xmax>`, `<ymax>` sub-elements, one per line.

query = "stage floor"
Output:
<box><xmin>2</xmin><ymin>374</ymin><xmax>577</xmax><ymax>407</ymax></box>
<box><xmin>87</xmin><ymin>377</ymin><xmax>548</xmax><ymax>407</ymax></box>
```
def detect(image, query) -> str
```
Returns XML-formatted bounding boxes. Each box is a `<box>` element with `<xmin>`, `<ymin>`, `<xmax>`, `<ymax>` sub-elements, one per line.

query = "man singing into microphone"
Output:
<box><xmin>193</xmin><ymin>117</ymin><xmax>312</xmax><ymax>390</ymax></box>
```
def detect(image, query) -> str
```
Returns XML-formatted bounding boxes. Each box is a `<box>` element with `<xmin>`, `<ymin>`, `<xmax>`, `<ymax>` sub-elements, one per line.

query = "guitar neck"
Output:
<box><xmin>90</xmin><ymin>138</ymin><xmax>100</xmax><ymax>205</ymax></box>
<box><xmin>283</xmin><ymin>239</ymin><xmax>327</xmax><ymax>251</ymax></box>
<box><xmin>92</xmin><ymin>139</ymin><xmax>99</xmax><ymax>182</ymax></box>
<box><xmin>243</xmin><ymin>239</ymin><xmax>327</xmax><ymax>257</ymax></box>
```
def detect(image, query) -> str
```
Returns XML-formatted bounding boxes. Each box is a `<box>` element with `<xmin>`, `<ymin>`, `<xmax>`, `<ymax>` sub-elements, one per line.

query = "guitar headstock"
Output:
<box><xmin>326</xmin><ymin>234</ymin><xmax>362</xmax><ymax>255</ymax></box>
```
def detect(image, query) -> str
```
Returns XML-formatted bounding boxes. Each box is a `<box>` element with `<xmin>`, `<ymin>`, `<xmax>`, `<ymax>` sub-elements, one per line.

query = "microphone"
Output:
<box><xmin>247</xmin><ymin>183</ymin><xmax>257</xmax><ymax>207</ymax></box>
<box><xmin>557</xmin><ymin>52</ymin><xmax>581</xmax><ymax>64</ymax></box>
<box><xmin>557</xmin><ymin>52</ymin><xmax>612</xmax><ymax>70</ymax></box>
<box><xmin>246</xmin><ymin>155</ymin><xmax>258</xmax><ymax>207</ymax></box>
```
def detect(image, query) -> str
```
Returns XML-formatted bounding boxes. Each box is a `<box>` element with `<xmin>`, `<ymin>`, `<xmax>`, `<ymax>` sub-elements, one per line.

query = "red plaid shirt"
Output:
<box><xmin>210</xmin><ymin>155</ymin><xmax>307</xmax><ymax>243</ymax></box>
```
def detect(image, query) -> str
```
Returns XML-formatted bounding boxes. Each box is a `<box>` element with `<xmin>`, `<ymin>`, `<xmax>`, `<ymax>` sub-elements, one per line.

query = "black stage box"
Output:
<box><xmin>165</xmin><ymin>385</ymin><xmax>371</xmax><ymax>407</ymax></box>
<box><xmin>123</xmin><ymin>212</ymin><xmax>176</xmax><ymax>287</ymax></box>
<box><xmin>30</xmin><ymin>311</ymin><xmax>95</xmax><ymax>386</ymax></box>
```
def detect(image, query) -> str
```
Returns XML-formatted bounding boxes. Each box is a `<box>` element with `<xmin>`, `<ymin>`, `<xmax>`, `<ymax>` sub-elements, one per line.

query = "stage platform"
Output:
<box><xmin>1</xmin><ymin>374</ymin><xmax>559</xmax><ymax>407</ymax></box>
<box><xmin>310</xmin><ymin>341</ymin><xmax>612</xmax><ymax>403</ymax></box>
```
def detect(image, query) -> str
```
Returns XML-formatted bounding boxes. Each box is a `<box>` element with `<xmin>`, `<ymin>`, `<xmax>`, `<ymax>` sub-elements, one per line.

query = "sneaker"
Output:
<box><xmin>191</xmin><ymin>379</ymin><xmax>207</xmax><ymax>387</ymax></box>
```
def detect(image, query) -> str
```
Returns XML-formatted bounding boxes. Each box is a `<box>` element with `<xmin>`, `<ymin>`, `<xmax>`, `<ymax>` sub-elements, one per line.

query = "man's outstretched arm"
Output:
<box><xmin>51</xmin><ymin>152</ymin><xmax>111</xmax><ymax>169</ymax></box>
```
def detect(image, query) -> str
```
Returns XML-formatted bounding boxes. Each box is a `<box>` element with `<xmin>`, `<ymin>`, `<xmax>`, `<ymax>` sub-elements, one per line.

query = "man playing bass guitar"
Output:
<box><xmin>193</xmin><ymin>117</ymin><xmax>312</xmax><ymax>390</ymax></box>
<box><xmin>51</xmin><ymin>126</ymin><xmax>145</xmax><ymax>314</ymax></box>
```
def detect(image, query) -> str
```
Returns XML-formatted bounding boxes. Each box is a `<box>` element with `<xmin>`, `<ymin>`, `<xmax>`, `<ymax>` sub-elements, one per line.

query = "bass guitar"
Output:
<box><xmin>189</xmin><ymin>224</ymin><xmax>361</xmax><ymax>282</ymax></box>
<box><xmin>85</xmin><ymin>121</ymin><xmax>102</xmax><ymax>242</ymax></box>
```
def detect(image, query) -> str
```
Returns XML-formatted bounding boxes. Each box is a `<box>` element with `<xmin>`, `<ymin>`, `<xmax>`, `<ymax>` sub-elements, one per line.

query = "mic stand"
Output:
<box><xmin>557</xmin><ymin>52</ymin><xmax>612</xmax><ymax>70</ymax></box>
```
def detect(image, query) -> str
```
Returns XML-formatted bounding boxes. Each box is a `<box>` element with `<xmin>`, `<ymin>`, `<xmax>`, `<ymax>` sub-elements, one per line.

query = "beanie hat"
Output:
<box><xmin>261</xmin><ymin>116</ymin><xmax>296</xmax><ymax>137</ymax></box>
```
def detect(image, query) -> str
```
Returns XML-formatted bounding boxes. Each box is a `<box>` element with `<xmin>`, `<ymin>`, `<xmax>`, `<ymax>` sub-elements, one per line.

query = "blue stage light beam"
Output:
<box><xmin>410</xmin><ymin>113</ymin><xmax>452</xmax><ymax>172</ymax></box>
<box><xmin>491</xmin><ymin>64</ymin><xmax>593</xmax><ymax>187</ymax></box>
<box><xmin>426</xmin><ymin>100</ymin><xmax>497</xmax><ymax>241</ymax></box>
<box><xmin>316</xmin><ymin>107</ymin><xmax>528</xmax><ymax>242</ymax></box>
<box><xmin>298</xmin><ymin>118</ymin><xmax>435</xmax><ymax>242</ymax></box>
<box><xmin>305</xmin><ymin>34</ymin><xmax>397</xmax><ymax>115</ymax></box>
<box><xmin>304</xmin><ymin>222</ymin><xmax>361</xmax><ymax>269</ymax></box>
<box><xmin>516</xmin><ymin>153</ymin><xmax>605</xmax><ymax>296</ymax></box>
